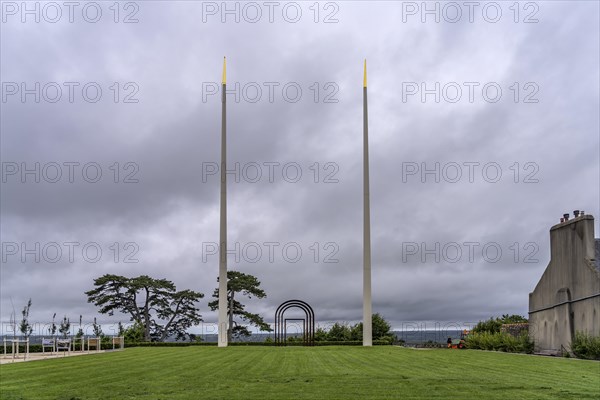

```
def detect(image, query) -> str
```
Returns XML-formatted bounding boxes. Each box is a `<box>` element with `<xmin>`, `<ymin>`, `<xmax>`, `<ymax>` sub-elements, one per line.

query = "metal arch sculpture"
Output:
<box><xmin>275</xmin><ymin>300</ymin><xmax>315</xmax><ymax>346</ymax></box>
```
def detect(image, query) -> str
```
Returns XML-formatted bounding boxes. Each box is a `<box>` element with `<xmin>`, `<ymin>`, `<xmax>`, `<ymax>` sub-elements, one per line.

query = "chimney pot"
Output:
<box><xmin>560</xmin><ymin>218</ymin><xmax>564</xmax><ymax>223</ymax></box>
<box><xmin>574</xmin><ymin>210</ymin><xmax>580</xmax><ymax>218</ymax></box>
<box><xmin>581</xmin><ymin>210</ymin><xmax>585</xmax><ymax>216</ymax></box>
<box><xmin>563</xmin><ymin>213</ymin><xmax>569</xmax><ymax>221</ymax></box>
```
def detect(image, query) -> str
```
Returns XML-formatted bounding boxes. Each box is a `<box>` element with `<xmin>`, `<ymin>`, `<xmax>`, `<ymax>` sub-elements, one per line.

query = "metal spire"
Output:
<box><xmin>363</xmin><ymin>59</ymin><xmax>372</xmax><ymax>346</ymax></box>
<box><xmin>218</xmin><ymin>57</ymin><xmax>228</xmax><ymax>347</ymax></box>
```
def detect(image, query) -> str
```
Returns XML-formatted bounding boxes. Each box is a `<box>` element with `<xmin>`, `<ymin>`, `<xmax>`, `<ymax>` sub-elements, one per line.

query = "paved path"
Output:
<box><xmin>0</xmin><ymin>350</ymin><xmax>114</xmax><ymax>364</ymax></box>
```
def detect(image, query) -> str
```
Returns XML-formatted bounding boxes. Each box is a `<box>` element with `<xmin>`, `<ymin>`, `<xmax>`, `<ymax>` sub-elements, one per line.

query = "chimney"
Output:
<box><xmin>573</xmin><ymin>210</ymin><xmax>580</xmax><ymax>218</ymax></box>
<box><xmin>560</xmin><ymin>217</ymin><xmax>565</xmax><ymax>223</ymax></box>
<box><xmin>563</xmin><ymin>213</ymin><xmax>569</xmax><ymax>221</ymax></box>
<box><xmin>550</xmin><ymin>214</ymin><xmax>596</xmax><ymax>263</ymax></box>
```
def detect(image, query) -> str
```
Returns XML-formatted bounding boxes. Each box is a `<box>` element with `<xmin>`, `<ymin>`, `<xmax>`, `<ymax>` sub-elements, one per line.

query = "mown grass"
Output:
<box><xmin>1</xmin><ymin>346</ymin><xmax>598</xmax><ymax>399</ymax></box>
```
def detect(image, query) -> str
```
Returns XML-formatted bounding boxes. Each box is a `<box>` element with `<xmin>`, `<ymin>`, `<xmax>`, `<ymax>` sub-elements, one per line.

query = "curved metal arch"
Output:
<box><xmin>275</xmin><ymin>300</ymin><xmax>315</xmax><ymax>320</ymax></box>
<box><xmin>274</xmin><ymin>300</ymin><xmax>315</xmax><ymax>346</ymax></box>
<box><xmin>275</xmin><ymin>301</ymin><xmax>314</xmax><ymax>346</ymax></box>
<box><xmin>275</xmin><ymin>301</ymin><xmax>315</xmax><ymax>333</ymax></box>
<box><xmin>275</xmin><ymin>303</ymin><xmax>314</xmax><ymax>346</ymax></box>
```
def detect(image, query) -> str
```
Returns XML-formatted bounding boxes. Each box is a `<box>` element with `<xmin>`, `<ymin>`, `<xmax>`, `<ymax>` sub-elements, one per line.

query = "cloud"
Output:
<box><xmin>1</xmin><ymin>1</ymin><xmax>598</xmax><ymax>333</ymax></box>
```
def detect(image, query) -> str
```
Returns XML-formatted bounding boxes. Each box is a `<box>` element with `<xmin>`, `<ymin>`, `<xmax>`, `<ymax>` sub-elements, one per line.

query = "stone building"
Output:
<box><xmin>529</xmin><ymin>211</ymin><xmax>600</xmax><ymax>354</ymax></box>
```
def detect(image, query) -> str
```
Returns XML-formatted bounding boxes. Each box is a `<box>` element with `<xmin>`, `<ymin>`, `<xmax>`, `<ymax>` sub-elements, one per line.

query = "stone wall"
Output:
<box><xmin>501</xmin><ymin>323</ymin><xmax>529</xmax><ymax>337</ymax></box>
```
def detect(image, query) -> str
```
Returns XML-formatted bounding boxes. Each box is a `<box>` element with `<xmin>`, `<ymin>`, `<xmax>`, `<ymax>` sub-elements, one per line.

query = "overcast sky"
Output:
<box><xmin>1</xmin><ymin>1</ymin><xmax>599</xmax><ymax>336</ymax></box>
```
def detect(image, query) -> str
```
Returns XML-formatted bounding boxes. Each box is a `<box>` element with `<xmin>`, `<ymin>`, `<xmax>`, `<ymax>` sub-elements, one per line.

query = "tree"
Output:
<box><xmin>19</xmin><ymin>299</ymin><xmax>33</xmax><ymax>339</ymax></box>
<box><xmin>76</xmin><ymin>315</ymin><xmax>84</xmax><ymax>338</ymax></box>
<box><xmin>472</xmin><ymin>314</ymin><xmax>528</xmax><ymax>334</ymax></box>
<box><xmin>188</xmin><ymin>333</ymin><xmax>203</xmax><ymax>343</ymax></box>
<box><xmin>373</xmin><ymin>313</ymin><xmax>392</xmax><ymax>338</ymax></box>
<box><xmin>327</xmin><ymin>323</ymin><xmax>351</xmax><ymax>341</ymax></box>
<box><xmin>50</xmin><ymin>313</ymin><xmax>57</xmax><ymax>337</ymax></box>
<box><xmin>472</xmin><ymin>318</ymin><xmax>502</xmax><ymax>334</ymax></box>
<box><xmin>208</xmin><ymin>271</ymin><xmax>272</xmax><ymax>341</ymax></box>
<box><xmin>350</xmin><ymin>323</ymin><xmax>362</xmax><ymax>341</ymax></box>
<box><xmin>350</xmin><ymin>313</ymin><xmax>392</xmax><ymax>341</ymax></box>
<box><xmin>59</xmin><ymin>316</ymin><xmax>70</xmax><ymax>338</ymax></box>
<box><xmin>85</xmin><ymin>274</ymin><xmax>204</xmax><ymax>342</ymax></box>
<box><xmin>123</xmin><ymin>322</ymin><xmax>145</xmax><ymax>343</ymax></box>
<box><xmin>92</xmin><ymin>317</ymin><xmax>103</xmax><ymax>337</ymax></box>
<box><xmin>314</xmin><ymin>327</ymin><xmax>328</xmax><ymax>342</ymax></box>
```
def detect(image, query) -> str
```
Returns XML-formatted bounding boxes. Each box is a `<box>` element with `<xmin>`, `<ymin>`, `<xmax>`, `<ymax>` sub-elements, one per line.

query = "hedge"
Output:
<box><xmin>571</xmin><ymin>331</ymin><xmax>600</xmax><ymax>360</ymax></box>
<box><xmin>127</xmin><ymin>340</ymin><xmax>392</xmax><ymax>347</ymax></box>
<box><xmin>0</xmin><ymin>339</ymin><xmax>393</xmax><ymax>354</ymax></box>
<box><xmin>466</xmin><ymin>331</ymin><xmax>534</xmax><ymax>354</ymax></box>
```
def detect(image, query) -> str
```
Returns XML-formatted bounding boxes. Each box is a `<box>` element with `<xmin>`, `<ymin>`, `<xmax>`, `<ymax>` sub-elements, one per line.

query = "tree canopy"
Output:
<box><xmin>350</xmin><ymin>313</ymin><xmax>392</xmax><ymax>341</ymax></box>
<box><xmin>85</xmin><ymin>274</ymin><xmax>204</xmax><ymax>342</ymax></box>
<box><xmin>308</xmin><ymin>314</ymin><xmax>393</xmax><ymax>342</ymax></box>
<box><xmin>208</xmin><ymin>270</ymin><xmax>272</xmax><ymax>340</ymax></box>
<box><xmin>472</xmin><ymin>314</ymin><xmax>528</xmax><ymax>334</ymax></box>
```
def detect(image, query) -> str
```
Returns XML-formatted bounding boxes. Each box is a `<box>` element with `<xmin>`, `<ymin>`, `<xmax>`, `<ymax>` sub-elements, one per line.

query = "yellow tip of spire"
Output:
<box><xmin>363</xmin><ymin>59</ymin><xmax>367</xmax><ymax>87</ymax></box>
<box><xmin>222</xmin><ymin>57</ymin><xmax>227</xmax><ymax>84</ymax></box>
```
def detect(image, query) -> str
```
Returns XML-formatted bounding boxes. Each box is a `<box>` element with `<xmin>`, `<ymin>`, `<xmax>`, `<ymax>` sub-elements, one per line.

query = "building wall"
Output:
<box><xmin>529</xmin><ymin>215</ymin><xmax>600</xmax><ymax>353</ymax></box>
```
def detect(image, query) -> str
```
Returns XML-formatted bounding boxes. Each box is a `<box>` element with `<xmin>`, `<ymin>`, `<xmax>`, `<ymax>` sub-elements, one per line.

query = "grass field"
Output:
<box><xmin>1</xmin><ymin>346</ymin><xmax>599</xmax><ymax>400</ymax></box>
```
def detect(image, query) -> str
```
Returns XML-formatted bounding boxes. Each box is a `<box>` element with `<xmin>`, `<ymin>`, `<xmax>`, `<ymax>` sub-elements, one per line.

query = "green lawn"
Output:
<box><xmin>1</xmin><ymin>346</ymin><xmax>598</xmax><ymax>399</ymax></box>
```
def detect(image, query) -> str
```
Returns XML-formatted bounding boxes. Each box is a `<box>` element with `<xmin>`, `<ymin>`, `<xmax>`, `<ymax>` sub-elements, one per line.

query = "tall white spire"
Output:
<box><xmin>218</xmin><ymin>57</ymin><xmax>228</xmax><ymax>347</ymax></box>
<box><xmin>363</xmin><ymin>59</ymin><xmax>372</xmax><ymax>347</ymax></box>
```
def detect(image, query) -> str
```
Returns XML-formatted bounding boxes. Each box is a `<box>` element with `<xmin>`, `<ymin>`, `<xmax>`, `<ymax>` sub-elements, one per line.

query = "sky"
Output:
<box><xmin>1</xmin><ymin>1</ymin><xmax>599</xmax><ymax>336</ymax></box>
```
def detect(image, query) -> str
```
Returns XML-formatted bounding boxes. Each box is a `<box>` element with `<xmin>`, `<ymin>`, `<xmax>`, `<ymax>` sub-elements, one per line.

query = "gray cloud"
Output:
<box><xmin>1</xmin><ymin>1</ymin><xmax>598</xmax><ymax>333</ymax></box>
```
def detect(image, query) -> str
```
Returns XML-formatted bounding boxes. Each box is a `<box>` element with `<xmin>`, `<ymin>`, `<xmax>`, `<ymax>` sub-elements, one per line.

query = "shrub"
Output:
<box><xmin>571</xmin><ymin>331</ymin><xmax>600</xmax><ymax>360</ymax></box>
<box><xmin>125</xmin><ymin>341</ymin><xmax>217</xmax><ymax>348</ymax></box>
<box><xmin>123</xmin><ymin>321</ymin><xmax>145</xmax><ymax>343</ymax></box>
<box><xmin>125</xmin><ymin>340</ymin><xmax>392</xmax><ymax>348</ymax></box>
<box><xmin>377</xmin><ymin>335</ymin><xmax>395</xmax><ymax>345</ymax></box>
<box><xmin>314</xmin><ymin>340</ymin><xmax>392</xmax><ymax>346</ymax></box>
<box><xmin>0</xmin><ymin>339</ymin><xmax>396</xmax><ymax>354</ymax></box>
<box><xmin>419</xmin><ymin>340</ymin><xmax>443</xmax><ymax>349</ymax></box>
<box><xmin>0</xmin><ymin>344</ymin><xmax>42</xmax><ymax>354</ymax></box>
<box><xmin>349</xmin><ymin>314</ymin><xmax>392</xmax><ymax>341</ymax></box>
<box><xmin>466</xmin><ymin>331</ymin><xmax>533</xmax><ymax>354</ymax></box>
<box><xmin>326</xmin><ymin>323</ymin><xmax>352</xmax><ymax>341</ymax></box>
<box><xmin>472</xmin><ymin>318</ymin><xmax>502</xmax><ymax>334</ymax></box>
